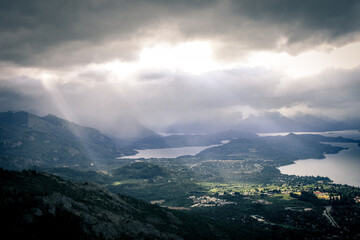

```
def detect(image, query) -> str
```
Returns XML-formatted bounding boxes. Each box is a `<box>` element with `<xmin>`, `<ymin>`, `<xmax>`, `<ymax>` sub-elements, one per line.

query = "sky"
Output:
<box><xmin>0</xmin><ymin>0</ymin><xmax>360</xmax><ymax>137</ymax></box>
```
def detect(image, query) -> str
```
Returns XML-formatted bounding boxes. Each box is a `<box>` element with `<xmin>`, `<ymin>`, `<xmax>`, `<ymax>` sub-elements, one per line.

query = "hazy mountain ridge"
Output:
<box><xmin>165</xmin><ymin>112</ymin><xmax>357</xmax><ymax>135</ymax></box>
<box><xmin>102</xmin><ymin>116</ymin><xmax>159</xmax><ymax>142</ymax></box>
<box><xmin>131</xmin><ymin>130</ymin><xmax>258</xmax><ymax>149</ymax></box>
<box><xmin>238</xmin><ymin>112</ymin><xmax>352</xmax><ymax>133</ymax></box>
<box><xmin>0</xmin><ymin>111</ymin><xmax>136</xmax><ymax>169</ymax></box>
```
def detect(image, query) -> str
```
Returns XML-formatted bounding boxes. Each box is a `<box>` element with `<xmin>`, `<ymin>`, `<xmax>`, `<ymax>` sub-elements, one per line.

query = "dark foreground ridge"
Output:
<box><xmin>0</xmin><ymin>168</ymin><xmax>257</xmax><ymax>240</ymax></box>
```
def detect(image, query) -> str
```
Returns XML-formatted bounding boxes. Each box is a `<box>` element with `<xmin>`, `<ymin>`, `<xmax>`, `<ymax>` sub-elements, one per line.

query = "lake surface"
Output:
<box><xmin>120</xmin><ymin>142</ymin><xmax>227</xmax><ymax>159</ymax></box>
<box><xmin>276</xmin><ymin>130</ymin><xmax>360</xmax><ymax>187</ymax></box>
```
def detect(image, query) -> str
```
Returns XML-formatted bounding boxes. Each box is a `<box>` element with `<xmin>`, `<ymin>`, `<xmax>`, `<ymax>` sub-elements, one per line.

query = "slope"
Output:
<box><xmin>0</xmin><ymin>111</ymin><xmax>136</xmax><ymax>169</ymax></box>
<box><xmin>0</xmin><ymin>168</ymin><xmax>255</xmax><ymax>239</ymax></box>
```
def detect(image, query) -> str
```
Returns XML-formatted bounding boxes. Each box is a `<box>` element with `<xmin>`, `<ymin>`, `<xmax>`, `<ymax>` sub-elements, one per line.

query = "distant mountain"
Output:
<box><xmin>196</xmin><ymin>133</ymin><xmax>347</xmax><ymax>164</ymax></box>
<box><xmin>131</xmin><ymin>130</ymin><xmax>258</xmax><ymax>149</ymax></box>
<box><xmin>291</xmin><ymin>113</ymin><xmax>349</xmax><ymax>131</ymax></box>
<box><xmin>0</xmin><ymin>168</ymin><xmax>246</xmax><ymax>239</ymax></box>
<box><xmin>213</xmin><ymin>129</ymin><xmax>258</xmax><ymax>140</ymax></box>
<box><xmin>0</xmin><ymin>111</ymin><xmax>136</xmax><ymax>169</ymax></box>
<box><xmin>237</xmin><ymin>112</ymin><xmax>302</xmax><ymax>133</ymax></box>
<box><xmin>165</xmin><ymin>111</ymin><xmax>354</xmax><ymax>134</ymax></box>
<box><xmin>235</xmin><ymin>112</ymin><xmax>354</xmax><ymax>133</ymax></box>
<box><xmin>166</xmin><ymin>121</ymin><xmax>229</xmax><ymax>134</ymax></box>
<box><xmin>131</xmin><ymin>134</ymin><xmax>220</xmax><ymax>149</ymax></box>
<box><xmin>98</xmin><ymin>116</ymin><xmax>158</xmax><ymax>141</ymax></box>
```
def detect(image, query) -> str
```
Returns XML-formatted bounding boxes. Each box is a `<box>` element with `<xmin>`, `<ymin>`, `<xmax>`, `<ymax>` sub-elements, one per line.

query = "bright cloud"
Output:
<box><xmin>247</xmin><ymin>42</ymin><xmax>360</xmax><ymax>78</ymax></box>
<box><xmin>139</xmin><ymin>41</ymin><xmax>220</xmax><ymax>74</ymax></box>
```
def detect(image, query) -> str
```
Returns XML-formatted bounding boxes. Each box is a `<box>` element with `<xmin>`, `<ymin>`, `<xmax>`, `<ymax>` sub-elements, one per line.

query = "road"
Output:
<box><xmin>323</xmin><ymin>206</ymin><xmax>340</xmax><ymax>228</ymax></box>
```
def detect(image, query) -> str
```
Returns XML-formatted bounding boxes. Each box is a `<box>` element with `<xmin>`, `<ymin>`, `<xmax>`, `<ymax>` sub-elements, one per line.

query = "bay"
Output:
<box><xmin>276</xmin><ymin>130</ymin><xmax>360</xmax><ymax>187</ymax></box>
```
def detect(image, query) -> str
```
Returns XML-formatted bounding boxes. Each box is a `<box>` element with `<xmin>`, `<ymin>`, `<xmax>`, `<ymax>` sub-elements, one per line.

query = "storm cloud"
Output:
<box><xmin>1</xmin><ymin>0</ymin><xmax>360</xmax><ymax>66</ymax></box>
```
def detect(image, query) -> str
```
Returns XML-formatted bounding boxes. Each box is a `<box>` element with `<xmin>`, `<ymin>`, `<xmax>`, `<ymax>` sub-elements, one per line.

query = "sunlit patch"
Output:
<box><xmin>94</xmin><ymin>41</ymin><xmax>221</xmax><ymax>78</ymax></box>
<box><xmin>139</xmin><ymin>41</ymin><xmax>219</xmax><ymax>74</ymax></box>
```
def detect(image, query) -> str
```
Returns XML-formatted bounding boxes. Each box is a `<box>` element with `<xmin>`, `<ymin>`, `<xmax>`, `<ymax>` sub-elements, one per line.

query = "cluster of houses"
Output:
<box><xmin>188</xmin><ymin>195</ymin><xmax>235</xmax><ymax>207</ymax></box>
<box><xmin>313</xmin><ymin>191</ymin><xmax>341</xmax><ymax>200</ymax></box>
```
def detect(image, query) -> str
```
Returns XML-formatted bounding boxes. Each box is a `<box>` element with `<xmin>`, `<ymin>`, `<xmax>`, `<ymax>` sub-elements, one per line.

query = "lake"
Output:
<box><xmin>276</xmin><ymin>130</ymin><xmax>360</xmax><ymax>187</ymax></box>
<box><xmin>119</xmin><ymin>140</ymin><xmax>228</xmax><ymax>159</ymax></box>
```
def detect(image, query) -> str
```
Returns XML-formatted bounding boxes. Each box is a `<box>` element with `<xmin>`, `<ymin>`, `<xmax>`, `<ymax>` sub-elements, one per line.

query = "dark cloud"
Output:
<box><xmin>230</xmin><ymin>0</ymin><xmax>360</xmax><ymax>40</ymax></box>
<box><xmin>1</xmin><ymin>0</ymin><xmax>359</xmax><ymax>66</ymax></box>
<box><xmin>0</xmin><ymin>0</ymin><xmax>218</xmax><ymax>66</ymax></box>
